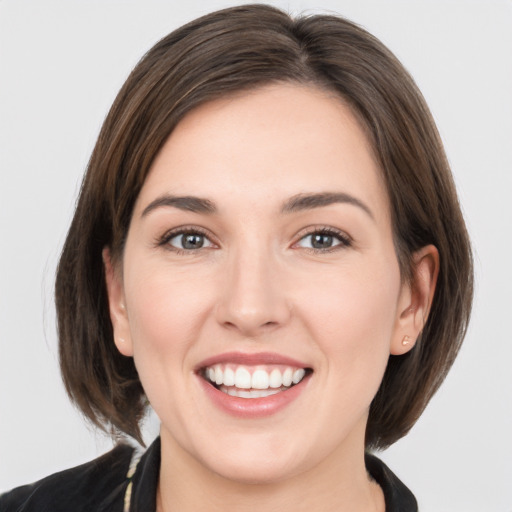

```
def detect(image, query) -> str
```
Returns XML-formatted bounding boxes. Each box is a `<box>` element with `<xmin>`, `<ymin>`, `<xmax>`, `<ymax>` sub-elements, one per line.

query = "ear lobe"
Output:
<box><xmin>391</xmin><ymin>245</ymin><xmax>439</xmax><ymax>355</ymax></box>
<box><xmin>102</xmin><ymin>247</ymin><xmax>134</xmax><ymax>357</ymax></box>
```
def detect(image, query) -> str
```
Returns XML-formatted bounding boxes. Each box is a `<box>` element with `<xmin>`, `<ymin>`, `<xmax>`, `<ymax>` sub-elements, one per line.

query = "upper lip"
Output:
<box><xmin>195</xmin><ymin>351</ymin><xmax>310</xmax><ymax>371</ymax></box>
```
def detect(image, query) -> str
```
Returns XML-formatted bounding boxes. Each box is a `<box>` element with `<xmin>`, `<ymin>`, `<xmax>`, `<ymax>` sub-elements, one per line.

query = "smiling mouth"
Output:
<box><xmin>201</xmin><ymin>364</ymin><xmax>313</xmax><ymax>399</ymax></box>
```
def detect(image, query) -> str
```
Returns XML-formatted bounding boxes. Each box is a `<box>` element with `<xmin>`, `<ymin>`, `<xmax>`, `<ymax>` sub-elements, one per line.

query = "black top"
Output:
<box><xmin>0</xmin><ymin>437</ymin><xmax>417</xmax><ymax>511</ymax></box>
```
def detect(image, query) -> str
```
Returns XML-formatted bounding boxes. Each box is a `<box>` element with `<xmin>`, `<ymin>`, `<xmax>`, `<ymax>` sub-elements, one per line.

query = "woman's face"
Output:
<box><xmin>106</xmin><ymin>84</ymin><xmax>419</xmax><ymax>483</ymax></box>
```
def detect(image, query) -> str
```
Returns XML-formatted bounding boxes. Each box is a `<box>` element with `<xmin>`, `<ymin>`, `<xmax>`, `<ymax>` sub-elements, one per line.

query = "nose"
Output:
<box><xmin>215</xmin><ymin>246</ymin><xmax>291</xmax><ymax>337</ymax></box>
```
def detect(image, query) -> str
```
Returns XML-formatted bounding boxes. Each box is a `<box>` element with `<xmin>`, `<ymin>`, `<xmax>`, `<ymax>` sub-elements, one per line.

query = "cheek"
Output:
<box><xmin>121</xmin><ymin>263</ymin><xmax>218</xmax><ymax>423</ymax></box>
<box><xmin>299</xmin><ymin>256</ymin><xmax>401</xmax><ymax>369</ymax></box>
<box><xmin>123</xmin><ymin>262</ymin><xmax>215</xmax><ymax>372</ymax></box>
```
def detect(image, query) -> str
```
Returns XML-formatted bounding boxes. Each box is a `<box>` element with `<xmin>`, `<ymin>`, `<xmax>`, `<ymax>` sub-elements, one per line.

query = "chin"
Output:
<box><xmin>191</xmin><ymin>433</ymin><xmax>308</xmax><ymax>485</ymax></box>
<box><xmin>209</xmin><ymin>455</ymin><xmax>301</xmax><ymax>485</ymax></box>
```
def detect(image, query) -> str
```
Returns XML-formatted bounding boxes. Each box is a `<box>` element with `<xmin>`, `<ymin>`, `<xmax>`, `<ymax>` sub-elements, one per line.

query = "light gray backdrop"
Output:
<box><xmin>1</xmin><ymin>1</ymin><xmax>511</xmax><ymax>510</ymax></box>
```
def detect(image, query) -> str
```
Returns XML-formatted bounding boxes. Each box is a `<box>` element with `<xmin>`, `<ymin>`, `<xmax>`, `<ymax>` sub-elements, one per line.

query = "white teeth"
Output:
<box><xmin>282</xmin><ymin>368</ymin><xmax>293</xmax><ymax>387</ymax></box>
<box><xmin>252</xmin><ymin>370</ymin><xmax>269</xmax><ymax>389</ymax></box>
<box><xmin>264</xmin><ymin>389</ymin><xmax>282</xmax><ymax>397</ymax></box>
<box><xmin>269</xmin><ymin>368</ymin><xmax>282</xmax><ymax>388</ymax></box>
<box><xmin>204</xmin><ymin>364</ymin><xmax>309</xmax><ymax>393</ymax></box>
<box><xmin>219</xmin><ymin>386</ymin><xmax>283</xmax><ymax>399</ymax></box>
<box><xmin>215</xmin><ymin>366</ymin><xmax>223</xmax><ymax>385</ymax></box>
<box><xmin>292</xmin><ymin>368</ymin><xmax>306</xmax><ymax>384</ymax></box>
<box><xmin>235</xmin><ymin>367</ymin><xmax>252</xmax><ymax>389</ymax></box>
<box><xmin>224</xmin><ymin>367</ymin><xmax>235</xmax><ymax>386</ymax></box>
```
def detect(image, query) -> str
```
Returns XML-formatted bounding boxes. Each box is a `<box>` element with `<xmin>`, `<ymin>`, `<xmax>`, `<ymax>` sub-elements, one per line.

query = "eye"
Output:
<box><xmin>295</xmin><ymin>228</ymin><xmax>351</xmax><ymax>251</ymax></box>
<box><xmin>170</xmin><ymin>233</ymin><xmax>211</xmax><ymax>250</ymax></box>
<box><xmin>160</xmin><ymin>228</ymin><xmax>215</xmax><ymax>252</ymax></box>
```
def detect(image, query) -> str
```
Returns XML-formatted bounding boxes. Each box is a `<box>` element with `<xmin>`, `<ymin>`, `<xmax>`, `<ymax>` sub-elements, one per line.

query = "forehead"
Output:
<box><xmin>135</xmin><ymin>84</ymin><xmax>389</xmax><ymax>219</ymax></box>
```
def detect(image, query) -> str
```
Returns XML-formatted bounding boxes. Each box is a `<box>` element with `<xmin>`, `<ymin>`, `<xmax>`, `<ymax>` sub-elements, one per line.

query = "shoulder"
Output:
<box><xmin>0</xmin><ymin>443</ymin><xmax>136</xmax><ymax>512</ymax></box>
<box><xmin>365</xmin><ymin>453</ymin><xmax>418</xmax><ymax>512</ymax></box>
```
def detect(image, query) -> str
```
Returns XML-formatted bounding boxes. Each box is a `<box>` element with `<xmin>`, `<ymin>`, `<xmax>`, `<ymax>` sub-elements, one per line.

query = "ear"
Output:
<box><xmin>391</xmin><ymin>245</ymin><xmax>439</xmax><ymax>355</ymax></box>
<box><xmin>102</xmin><ymin>247</ymin><xmax>134</xmax><ymax>357</ymax></box>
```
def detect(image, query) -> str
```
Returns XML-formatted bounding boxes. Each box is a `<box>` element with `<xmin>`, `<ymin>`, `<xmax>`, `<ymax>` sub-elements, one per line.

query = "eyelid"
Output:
<box><xmin>291</xmin><ymin>225</ymin><xmax>353</xmax><ymax>251</ymax></box>
<box><xmin>156</xmin><ymin>225</ymin><xmax>218</xmax><ymax>253</ymax></box>
<box><xmin>155</xmin><ymin>224</ymin><xmax>352</xmax><ymax>254</ymax></box>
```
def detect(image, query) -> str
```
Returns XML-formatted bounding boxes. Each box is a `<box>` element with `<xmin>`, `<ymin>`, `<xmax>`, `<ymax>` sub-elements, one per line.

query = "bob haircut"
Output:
<box><xmin>56</xmin><ymin>3</ymin><xmax>473</xmax><ymax>450</ymax></box>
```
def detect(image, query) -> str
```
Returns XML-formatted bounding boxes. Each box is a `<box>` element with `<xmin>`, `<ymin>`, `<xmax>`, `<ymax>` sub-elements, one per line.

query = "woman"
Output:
<box><xmin>0</xmin><ymin>4</ymin><xmax>473</xmax><ymax>511</ymax></box>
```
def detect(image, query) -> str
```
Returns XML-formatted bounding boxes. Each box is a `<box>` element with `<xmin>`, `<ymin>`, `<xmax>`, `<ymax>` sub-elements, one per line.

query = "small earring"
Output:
<box><xmin>118</xmin><ymin>337</ymin><xmax>125</xmax><ymax>344</ymax></box>
<box><xmin>401</xmin><ymin>335</ymin><xmax>412</xmax><ymax>346</ymax></box>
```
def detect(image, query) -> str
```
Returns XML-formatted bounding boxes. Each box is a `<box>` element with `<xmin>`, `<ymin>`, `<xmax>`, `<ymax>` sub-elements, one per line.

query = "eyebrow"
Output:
<box><xmin>141</xmin><ymin>195</ymin><xmax>217</xmax><ymax>217</ymax></box>
<box><xmin>141</xmin><ymin>191</ymin><xmax>373</xmax><ymax>219</ymax></box>
<box><xmin>281</xmin><ymin>192</ymin><xmax>374</xmax><ymax>219</ymax></box>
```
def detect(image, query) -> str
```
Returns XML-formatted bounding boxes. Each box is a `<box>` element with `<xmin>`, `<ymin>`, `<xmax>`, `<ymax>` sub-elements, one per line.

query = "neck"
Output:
<box><xmin>156</xmin><ymin>429</ymin><xmax>384</xmax><ymax>512</ymax></box>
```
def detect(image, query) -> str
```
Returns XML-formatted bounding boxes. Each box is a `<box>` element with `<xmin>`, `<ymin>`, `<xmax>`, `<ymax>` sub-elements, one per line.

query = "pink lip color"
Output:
<box><xmin>196</xmin><ymin>352</ymin><xmax>312</xmax><ymax>418</ymax></box>
<box><xmin>198</xmin><ymin>377</ymin><xmax>310</xmax><ymax>418</ymax></box>
<box><xmin>195</xmin><ymin>351</ymin><xmax>309</xmax><ymax>370</ymax></box>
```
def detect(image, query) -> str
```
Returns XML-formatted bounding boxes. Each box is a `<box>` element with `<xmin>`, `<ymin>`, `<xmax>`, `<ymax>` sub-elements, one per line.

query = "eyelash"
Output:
<box><xmin>294</xmin><ymin>226</ymin><xmax>352</xmax><ymax>253</ymax></box>
<box><xmin>156</xmin><ymin>225</ymin><xmax>352</xmax><ymax>255</ymax></box>
<box><xmin>156</xmin><ymin>226</ymin><xmax>215</xmax><ymax>256</ymax></box>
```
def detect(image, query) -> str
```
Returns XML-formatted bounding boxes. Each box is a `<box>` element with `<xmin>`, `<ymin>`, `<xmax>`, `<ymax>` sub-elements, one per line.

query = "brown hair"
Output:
<box><xmin>56</xmin><ymin>4</ymin><xmax>473</xmax><ymax>449</ymax></box>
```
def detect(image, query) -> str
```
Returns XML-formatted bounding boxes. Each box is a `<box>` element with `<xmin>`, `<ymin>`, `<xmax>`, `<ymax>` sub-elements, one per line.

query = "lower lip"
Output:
<box><xmin>198</xmin><ymin>374</ymin><xmax>311</xmax><ymax>418</ymax></box>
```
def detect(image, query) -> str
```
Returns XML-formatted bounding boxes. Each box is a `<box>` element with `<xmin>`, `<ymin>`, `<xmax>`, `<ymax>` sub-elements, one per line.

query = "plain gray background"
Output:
<box><xmin>1</xmin><ymin>0</ymin><xmax>511</xmax><ymax>510</ymax></box>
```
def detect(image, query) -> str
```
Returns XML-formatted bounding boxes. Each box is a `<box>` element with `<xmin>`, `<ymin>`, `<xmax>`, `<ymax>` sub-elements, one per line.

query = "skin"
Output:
<box><xmin>104</xmin><ymin>84</ymin><xmax>438</xmax><ymax>512</ymax></box>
